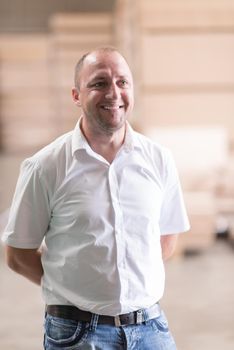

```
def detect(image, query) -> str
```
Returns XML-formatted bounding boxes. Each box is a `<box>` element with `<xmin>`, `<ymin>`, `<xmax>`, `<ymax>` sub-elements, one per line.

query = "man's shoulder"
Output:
<box><xmin>23</xmin><ymin>130</ymin><xmax>73</xmax><ymax>175</ymax></box>
<box><xmin>133</xmin><ymin>129</ymin><xmax>170</xmax><ymax>158</ymax></box>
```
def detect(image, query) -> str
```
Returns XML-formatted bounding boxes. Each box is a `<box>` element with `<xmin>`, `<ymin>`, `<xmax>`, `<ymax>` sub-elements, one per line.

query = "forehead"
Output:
<box><xmin>81</xmin><ymin>51</ymin><xmax>132</xmax><ymax>79</ymax></box>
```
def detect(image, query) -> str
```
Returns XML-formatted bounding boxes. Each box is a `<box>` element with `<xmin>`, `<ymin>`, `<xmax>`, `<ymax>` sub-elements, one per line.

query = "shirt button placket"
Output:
<box><xmin>108</xmin><ymin>165</ymin><xmax>125</xmax><ymax>266</ymax></box>
<box><xmin>108</xmin><ymin>163</ymin><xmax>129</xmax><ymax>306</ymax></box>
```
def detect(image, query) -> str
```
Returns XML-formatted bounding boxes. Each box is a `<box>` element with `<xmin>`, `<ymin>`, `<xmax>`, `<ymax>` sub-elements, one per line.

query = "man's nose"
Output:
<box><xmin>105</xmin><ymin>83</ymin><xmax>119</xmax><ymax>99</ymax></box>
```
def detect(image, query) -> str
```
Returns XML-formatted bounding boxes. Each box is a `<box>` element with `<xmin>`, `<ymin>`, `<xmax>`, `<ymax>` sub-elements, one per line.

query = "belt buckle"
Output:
<box><xmin>114</xmin><ymin>315</ymin><xmax>121</xmax><ymax>327</ymax></box>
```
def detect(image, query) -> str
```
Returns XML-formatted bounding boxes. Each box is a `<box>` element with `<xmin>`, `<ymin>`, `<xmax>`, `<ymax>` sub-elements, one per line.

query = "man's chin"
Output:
<box><xmin>99</xmin><ymin>119</ymin><xmax>126</xmax><ymax>133</ymax></box>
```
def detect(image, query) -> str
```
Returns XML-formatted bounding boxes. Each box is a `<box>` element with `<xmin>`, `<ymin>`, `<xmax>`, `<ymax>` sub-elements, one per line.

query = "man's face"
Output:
<box><xmin>73</xmin><ymin>51</ymin><xmax>134</xmax><ymax>134</ymax></box>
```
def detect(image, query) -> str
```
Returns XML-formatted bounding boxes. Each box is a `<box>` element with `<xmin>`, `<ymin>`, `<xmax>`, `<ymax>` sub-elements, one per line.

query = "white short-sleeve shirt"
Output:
<box><xmin>2</xmin><ymin>120</ymin><xmax>190</xmax><ymax>316</ymax></box>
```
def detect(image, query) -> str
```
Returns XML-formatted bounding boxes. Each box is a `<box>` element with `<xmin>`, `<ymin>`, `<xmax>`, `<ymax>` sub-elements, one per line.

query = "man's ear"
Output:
<box><xmin>72</xmin><ymin>87</ymin><xmax>81</xmax><ymax>106</ymax></box>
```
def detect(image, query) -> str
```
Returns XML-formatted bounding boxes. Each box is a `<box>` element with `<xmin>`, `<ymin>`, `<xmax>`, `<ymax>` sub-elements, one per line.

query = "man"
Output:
<box><xmin>2</xmin><ymin>47</ymin><xmax>190</xmax><ymax>349</ymax></box>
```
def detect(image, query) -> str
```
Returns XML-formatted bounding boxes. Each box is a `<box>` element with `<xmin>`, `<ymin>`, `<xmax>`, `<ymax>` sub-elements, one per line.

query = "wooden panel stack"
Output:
<box><xmin>139</xmin><ymin>0</ymin><xmax>234</xmax><ymax>147</ymax></box>
<box><xmin>0</xmin><ymin>34</ymin><xmax>53</xmax><ymax>153</ymax></box>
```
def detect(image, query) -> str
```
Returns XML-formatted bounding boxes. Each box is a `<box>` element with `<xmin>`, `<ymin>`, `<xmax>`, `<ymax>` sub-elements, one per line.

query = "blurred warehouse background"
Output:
<box><xmin>0</xmin><ymin>1</ymin><xmax>234</xmax><ymax>349</ymax></box>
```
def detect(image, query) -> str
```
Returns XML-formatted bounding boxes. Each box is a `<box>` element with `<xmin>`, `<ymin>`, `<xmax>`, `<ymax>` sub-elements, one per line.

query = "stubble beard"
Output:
<box><xmin>86</xmin><ymin>109</ymin><xmax>127</xmax><ymax>136</ymax></box>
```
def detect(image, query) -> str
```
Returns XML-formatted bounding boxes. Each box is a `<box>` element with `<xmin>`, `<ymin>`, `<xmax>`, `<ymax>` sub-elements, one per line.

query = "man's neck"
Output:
<box><xmin>80</xmin><ymin>120</ymin><xmax>126</xmax><ymax>163</ymax></box>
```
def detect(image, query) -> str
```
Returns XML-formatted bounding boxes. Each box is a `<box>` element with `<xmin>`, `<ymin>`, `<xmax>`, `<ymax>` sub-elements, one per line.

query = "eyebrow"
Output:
<box><xmin>86</xmin><ymin>76</ymin><xmax>106</xmax><ymax>86</ymax></box>
<box><xmin>91</xmin><ymin>74</ymin><xmax>130</xmax><ymax>81</ymax></box>
<box><xmin>91</xmin><ymin>76</ymin><xmax>107</xmax><ymax>81</ymax></box>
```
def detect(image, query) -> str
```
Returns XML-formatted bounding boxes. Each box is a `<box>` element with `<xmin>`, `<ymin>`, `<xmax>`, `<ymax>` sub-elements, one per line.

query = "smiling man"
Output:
<box><xmin>73</xmin><ymin>50</ymin><xmax>133</xmax><ymax>133</ymax></box>
<box><xmin>2</xmin><ymin>47</ymin><xmax>190</xmax><ymax>349</ymax></box>
<box><xmin>72</xmin><ymin>49</ymin><xmax>134</xmax><ymax>164</ymax></box>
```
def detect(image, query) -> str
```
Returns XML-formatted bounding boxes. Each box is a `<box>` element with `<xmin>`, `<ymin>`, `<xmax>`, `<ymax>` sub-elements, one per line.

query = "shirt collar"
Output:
<box><xmin>71</xmin><ymin>118</ymin><xmax>88</xmax><ymax>156</ymax></box>
<box><xmin>123</xmin><ymin>122</ymin><xmax>141</xmax><ymax>152</ymax></box>
<box><xmin>72</xmin><ymin>117</ymin><xmax>141</xmax><ymax>156</ymax></box>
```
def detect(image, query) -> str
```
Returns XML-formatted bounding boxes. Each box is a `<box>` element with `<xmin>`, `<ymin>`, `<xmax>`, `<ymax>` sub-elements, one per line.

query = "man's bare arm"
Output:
<box><xmin>160</xmin><ymin>234</ymin><xmax>178</xmax><ymax>261</ymax></box>
<box><xmin>5</xmin><ymin>246</ymin><xmax>43</xmax><ymax>285</ymax></box>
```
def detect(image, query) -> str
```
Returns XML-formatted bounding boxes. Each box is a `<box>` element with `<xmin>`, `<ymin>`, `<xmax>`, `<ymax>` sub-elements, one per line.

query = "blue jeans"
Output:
<box><xmin>44</xmin><ymin>310</ymin><xmax>177</xmax><ymax>350</ymax></box>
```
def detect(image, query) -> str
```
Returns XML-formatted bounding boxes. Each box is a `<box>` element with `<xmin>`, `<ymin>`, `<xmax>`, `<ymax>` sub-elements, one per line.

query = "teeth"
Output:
<box><xmin>102</xmin><ymin>105</ymin><xmax>123</xmax><ymax>110</ymax></box>
<box><xmin>103</xmin><ymin>106</ymin><xmax>119</xmax><ymax>110</ymax></box>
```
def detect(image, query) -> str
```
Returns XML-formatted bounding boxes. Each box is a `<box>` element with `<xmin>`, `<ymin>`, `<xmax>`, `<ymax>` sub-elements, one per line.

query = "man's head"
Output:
<box><xmin>72</xmin><ymin>47</ymin><xmax>134</xmax><ymax>135</ymax></box>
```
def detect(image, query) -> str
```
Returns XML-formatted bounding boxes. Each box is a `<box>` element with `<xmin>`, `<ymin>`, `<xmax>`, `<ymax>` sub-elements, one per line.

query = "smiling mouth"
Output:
<box><xmin>101</xmin><ymin>105</ymin><xmax>124</xmax><ymax>110</ymax></box>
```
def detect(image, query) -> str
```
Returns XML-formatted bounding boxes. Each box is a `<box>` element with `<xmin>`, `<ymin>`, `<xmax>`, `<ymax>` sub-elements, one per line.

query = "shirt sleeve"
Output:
<box><xmin>1</xmin><ymin>159</ymin><xmax>51</xmax><ymax>248</ymax></box>
<box><xmin>159</xmin><ymin>150</ymin><xmax>190</xmax><ymax>235</ymax></box>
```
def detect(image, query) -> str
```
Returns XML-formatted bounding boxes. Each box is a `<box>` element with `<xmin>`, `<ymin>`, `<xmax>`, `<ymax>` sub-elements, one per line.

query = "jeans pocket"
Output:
<box><xmin>44</xmin><ymin>315</ymin><xmax>88</xmax><ymax>347</ymax></box>
<box><xmin>150</xmin><ymin>311</ymin><xmax>169</xmax><ymax>333</ymax></box>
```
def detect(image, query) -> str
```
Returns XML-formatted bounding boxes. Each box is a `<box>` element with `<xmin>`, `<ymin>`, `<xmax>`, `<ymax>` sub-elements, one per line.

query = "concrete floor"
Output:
<box><xmin>0</xmin><ymin>154</ymin><xmax>234</xmax><ymax>350</ymax></box>
<box><xmin>163</xmin><ymin>241</ymin><xmax>234</xmax><ymax>350</ymax></box>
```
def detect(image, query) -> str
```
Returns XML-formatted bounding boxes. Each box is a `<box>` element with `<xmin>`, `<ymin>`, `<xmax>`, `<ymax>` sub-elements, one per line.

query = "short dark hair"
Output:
<box><xmin>74</xmin><ymin>46</ymin><xmax>120</xmax><ymax>89</ymax></box>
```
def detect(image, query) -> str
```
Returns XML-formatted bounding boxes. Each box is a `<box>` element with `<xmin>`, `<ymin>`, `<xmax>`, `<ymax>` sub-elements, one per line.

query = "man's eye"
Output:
<box><xmin>93</xmin><ymin>82</ymin><xmax>106</xmax><ymax>88</ymax></box>
<box><xmin>119</xmin><ymin>80</ymin><xmax>128</xmax><ymax>87</ymax></box>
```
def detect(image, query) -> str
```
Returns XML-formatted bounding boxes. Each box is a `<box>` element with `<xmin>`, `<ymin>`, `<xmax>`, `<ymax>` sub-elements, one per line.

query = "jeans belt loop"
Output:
<box><xmin>89</xmin><ymin>313</ymin><xmax>99</xmax><ymax>331</ymax></box>
<box><xmin>114</xmin><ymin>315</ymin><xmax>122</xmax><ymax>327</ymax></box>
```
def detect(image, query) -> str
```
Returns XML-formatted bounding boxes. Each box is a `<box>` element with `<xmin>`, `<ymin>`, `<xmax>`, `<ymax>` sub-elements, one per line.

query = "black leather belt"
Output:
<box><xmin>46</xmin><ymin>303</ymin><xmax>161</xmax><ymax>327</ymax></box>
